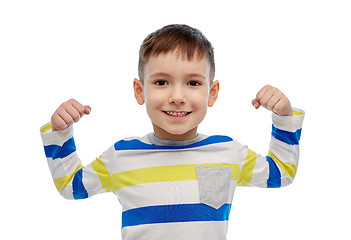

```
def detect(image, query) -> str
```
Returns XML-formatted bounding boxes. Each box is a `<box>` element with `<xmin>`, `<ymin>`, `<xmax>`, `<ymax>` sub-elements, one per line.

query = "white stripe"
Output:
<box><xmin>281</xmin><ymin>175</ymin><xmax>294</xmax><ymax>187</ymax></box>
<box><xmin>110</xmin><ymin>141</ymin><xmax>241</xmax><ymax>174</ymax></box>
<box><xmin>121</xmin><ymin>221</ymin><xmax>228</xmax><ymax>240</ymax></box>
<box><xmin>272</xmin><ymin>108</ymin><xmax>304</xmax><ymax>132</ymax></box>
<box><xmin>116</xmin><ymin>180</ymin><xmax>237</xmax><ymax>211</ymax></box>
<box><xmin>247</xmin><ymin>179</ymin><xmax>267</xmax><ymax>188</ymax></box>
<box><xmin>117</xmin><ymin>181</ymin><xmax>199</xmax><ymax>211</ymax></box>
<box><xmin>41</xmin><ymin>124</ymin><xmax>73</xmax><ymax>146</ymax></box>
<box><xmin>97</xmin><ymin>145</ymin><xmax>117</xmax><ymax>181</ymax></box>
<box><xmin>269</xmin><ymin>137</ymin><xmax>299</xmax><ymax>165</ymax></box>
<box><xmin>59</xmin><ymin>182</ymin><xmax>74</xmax><ymax>199</ymax></box>
<box><xmin>237</xmin><ymin>142</ymin><xmax>249</xmax><ymax>170</ymax></box>
<box><xmin>247</xmin><ymin>153</ymin><xmax>269</xmax><ymax>186</ymax></box>
<box><xmin>83</xmin><ymin>165</ymin><xmax>107</xmax><ymax>197</ymax></box>
<box><xmin>47</xmin><ymin>152</ymin><xmax>81</xmax><ymax>179</ymax></box>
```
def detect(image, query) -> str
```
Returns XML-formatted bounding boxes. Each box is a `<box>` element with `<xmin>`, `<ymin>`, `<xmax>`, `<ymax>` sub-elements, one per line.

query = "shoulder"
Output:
<box><xmin>197</xmin><ymin>135</ymin><xmax>234</xmax><ymax>145</ymax></box>
<box><xmin>113</xmin><ymin>135</ymin><xmax>151</xmax><ymax>151</ymax></box>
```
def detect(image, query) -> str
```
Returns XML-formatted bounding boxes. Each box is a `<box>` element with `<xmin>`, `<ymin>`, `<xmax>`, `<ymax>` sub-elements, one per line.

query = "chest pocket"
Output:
<box><xmin>196</xmin><ymin>166</ymin><xmax>232</xmax><ymax>210</ymax></box>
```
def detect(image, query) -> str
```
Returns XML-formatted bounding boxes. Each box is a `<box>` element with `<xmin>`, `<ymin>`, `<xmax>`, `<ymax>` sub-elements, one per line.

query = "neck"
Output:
<box><xmin>152</xmin><ymin>126</ymin><xmax>198</xmax><ymax>141</ymax></box>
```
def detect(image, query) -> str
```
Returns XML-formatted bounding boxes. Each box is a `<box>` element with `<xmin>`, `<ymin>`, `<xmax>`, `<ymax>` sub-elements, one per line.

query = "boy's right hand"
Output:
<box><xmin>51</xmin><ymin>99</ymin><xmax>91</xmax><ymax>132</ymax></box>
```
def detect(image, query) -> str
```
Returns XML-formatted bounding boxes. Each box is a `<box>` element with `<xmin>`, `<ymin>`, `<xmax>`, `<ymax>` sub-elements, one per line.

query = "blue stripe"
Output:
<box><xmin>272</xmin><ymin>125</ymin><xmax>301</xmax><ymax>145</ymax></box>
<box><xmin>266</xmin><ymin>156</ymin><xmax>281</xmax><ymax>188</ymax></box>
<box><xmin>44</xmin><ymin>137</ymin><xmax>76</xmax><ymax>160</ymax></box>
<box><xmin>115</xmin><ymin>135</ymin><xmax>233</xmax><ymax>151</ymax></box>
<box><xmin>122</xmin><ymin>203</ymin><xmax>231</xmax><ymax>229</ymax></box>
<box><xmin>72</xmin><ymin>168</ymin><xmax>88</xmax><ymax>199</ymax></box>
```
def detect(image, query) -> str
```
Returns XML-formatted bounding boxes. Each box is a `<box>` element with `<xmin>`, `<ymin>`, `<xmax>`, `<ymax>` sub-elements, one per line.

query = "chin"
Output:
<box><xmin>166</xmin><ymin>128</ymin><xmax>197</xmax><ymax>139</ymax></box>
<box><xmin>166</xmin><ymin>127</ymin><xmax>192</xmax><ymax>135</ymax></box>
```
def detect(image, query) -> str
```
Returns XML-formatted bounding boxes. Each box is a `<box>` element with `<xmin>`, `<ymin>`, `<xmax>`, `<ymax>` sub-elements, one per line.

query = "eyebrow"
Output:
<box><xmin>149</xmin><ymin>72</ymin><xmax>206</xmax><ymax>80</ymax></box>
<box><xmin>186</xmin><ymin>73</ymin><xmax>206</xmax><ymax>80</ymax></box>
<box><xmin>149</xmin><ymin>72</ymin><xmax>172</xmax><ymax>79</ymax></box>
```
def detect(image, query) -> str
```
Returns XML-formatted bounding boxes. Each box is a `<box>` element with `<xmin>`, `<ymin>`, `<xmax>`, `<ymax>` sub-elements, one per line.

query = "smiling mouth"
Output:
<box><xmin>163</xmin><ymin>111</ymin><xmax>192</xmax><ymax>117</ymax></box>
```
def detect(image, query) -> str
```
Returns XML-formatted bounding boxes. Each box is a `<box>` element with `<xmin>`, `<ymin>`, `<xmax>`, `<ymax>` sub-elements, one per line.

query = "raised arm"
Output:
<box><xmin>40</xmin><ymin>99</ymin><xmax>113</xmax><ymax>199</ymax></box>
<box><xmin>238</xmin><ymin>85</ymin><xmax>304</xmax><ymax>188</ymax></box>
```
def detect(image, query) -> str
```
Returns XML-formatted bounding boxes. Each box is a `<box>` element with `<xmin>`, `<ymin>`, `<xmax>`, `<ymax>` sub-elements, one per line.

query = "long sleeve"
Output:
<box><xmin>237</xmin><ymin>108</ymin><xmax>305</xmax><ymax>188</ymax></box>
<box><xmin>40</xmin><ymin>123</ymin><xmax>113</xmax><ymax>199</ymax></box>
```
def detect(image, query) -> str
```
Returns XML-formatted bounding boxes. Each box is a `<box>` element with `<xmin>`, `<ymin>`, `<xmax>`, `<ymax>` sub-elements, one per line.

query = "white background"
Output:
<box><xmin>1</xmin><ymin>0</ymin><xmax>350</xmax><ymax>239</ymax></box>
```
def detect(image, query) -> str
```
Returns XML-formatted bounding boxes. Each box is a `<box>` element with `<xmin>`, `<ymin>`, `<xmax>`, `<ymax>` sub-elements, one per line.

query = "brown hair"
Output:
<box><xmin>138</xmin><ymin>24</ymin><xmax>215</xmax><ymax>82</ymax></box>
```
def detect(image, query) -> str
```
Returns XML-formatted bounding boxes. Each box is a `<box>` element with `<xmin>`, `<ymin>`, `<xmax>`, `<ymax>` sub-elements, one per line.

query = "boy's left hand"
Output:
<box><xmin>252</xmin><ymin>85</ymin><xmax>293</xmax><ymax>116</ymax></box>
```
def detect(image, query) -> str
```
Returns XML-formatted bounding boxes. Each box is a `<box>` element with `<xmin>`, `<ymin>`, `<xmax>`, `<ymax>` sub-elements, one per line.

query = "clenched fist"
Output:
<box><xmin>252</xmin><ymin>85</ymin><xmax>293</xmax><ymax>116</ymax></box>
<box><xmin>51</xmin><ymin>99</ymin><xmax>91</xmax><ymax>131</ymax></box>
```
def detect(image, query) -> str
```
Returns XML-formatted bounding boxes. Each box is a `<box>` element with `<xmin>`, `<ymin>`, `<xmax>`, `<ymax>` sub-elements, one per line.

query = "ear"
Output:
<box><xmin>133</xmin><ymin>78</ymin><xmax>145</xmax><ymax>105</ymax></box>
<box><xmin>208</xmin><ymin>80</ymin><xmax>219</xmax><ymax>107</ymax></box>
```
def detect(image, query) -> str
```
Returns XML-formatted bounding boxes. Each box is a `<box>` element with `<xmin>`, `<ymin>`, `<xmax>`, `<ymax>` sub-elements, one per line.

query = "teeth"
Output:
<box><xmin>166</xmin><ymin>111</ymin><xmax>189</xmax><ymax>116</ymax></box>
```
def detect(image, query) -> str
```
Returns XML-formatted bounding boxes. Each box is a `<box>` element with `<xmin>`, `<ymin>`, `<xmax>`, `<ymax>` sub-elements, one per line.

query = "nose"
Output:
<box><xmin>168</xmin><ymin>86</ymin><xmax>186</xmax><ymax>105</ymax></box>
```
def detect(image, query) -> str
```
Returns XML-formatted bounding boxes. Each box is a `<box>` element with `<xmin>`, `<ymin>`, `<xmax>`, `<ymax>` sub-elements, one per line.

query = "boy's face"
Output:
<box><xmin>134</xmin><ymin>52</ymin><xmax>219</xmax><ymax>141</ymax></box>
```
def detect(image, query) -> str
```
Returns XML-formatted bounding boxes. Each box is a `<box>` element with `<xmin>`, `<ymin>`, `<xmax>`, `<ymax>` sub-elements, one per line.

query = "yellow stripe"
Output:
<box><xmin>238</xmin><ymin>148</ymin><xmax>257</xmax><ymax>186</ymax></box>
<box><xmin>53</xmin><ymin>163</ymin><xmax>83</xmax><ymax>192</ymax></box>
<box><xmin>41</xmin><ymin>123</ymin><xmax>52</xmax><ymax>133</ymax></box>
<box><xmin>111</xmin><ymin>163</ymin><xmax>240</xmax><ymax>192</ymax></box>
<box><xmin>293</xmin><ymin>110</ymin><xmax>303</xmax><ymax>116</ymax></box>
<box><xmin>91</xmin><ymin>156</ymin><xmax>112</xmax><ymax>192</ymax></box>
<box><xmin>268</xmin><ymin>151</ymin><xmax>298</xmax><ymax>178</ymax></box>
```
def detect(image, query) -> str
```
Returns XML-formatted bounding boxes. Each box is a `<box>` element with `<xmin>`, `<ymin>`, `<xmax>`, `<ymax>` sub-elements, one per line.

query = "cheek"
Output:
<box><xmin>190</xmin><ymin>90</ymin><xmax>209</xmax><ymax>109</ymax></box>
<box><xmin>144</xmin><ymin>90</ymin><xmax>164</xmax><ymax>110</ymax></box>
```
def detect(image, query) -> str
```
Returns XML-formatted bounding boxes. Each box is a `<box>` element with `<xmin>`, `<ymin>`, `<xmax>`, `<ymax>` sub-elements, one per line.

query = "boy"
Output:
<box><xmin>40</xmin><ymin>24</ymin><xmax>304</xmax><ymax>240</ymax></box>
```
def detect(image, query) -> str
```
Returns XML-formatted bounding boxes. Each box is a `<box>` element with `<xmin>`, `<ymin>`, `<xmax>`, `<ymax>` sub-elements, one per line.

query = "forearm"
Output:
<box><xmin>266</xmin><ymin>108</ymin><xmax>304</xmax><ymax>187</ymax></box>
<box><xmin>40</xmin><ymin>123</ymin><xmax>111</xmax><ymax>199</ymax></box>
<box><xmin>238</xmin><ymin>108</ymin><xmax>305</xmax><ymax>188</ymax></box>
<box><xmin>41</xmin><ymin>123</ymin><xmax>84</xmax><ymax>199</ymax></box>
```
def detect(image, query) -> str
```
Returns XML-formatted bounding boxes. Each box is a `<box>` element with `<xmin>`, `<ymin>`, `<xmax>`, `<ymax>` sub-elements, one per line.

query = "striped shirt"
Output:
<box><xmin>40</xmin><ymin>109</ymin><xmax>304</xmax><ymax>240</ymax></box>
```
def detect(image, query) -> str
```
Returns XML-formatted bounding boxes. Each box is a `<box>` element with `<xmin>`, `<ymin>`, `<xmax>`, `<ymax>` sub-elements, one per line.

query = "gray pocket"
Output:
<box><xmin>196</xmin><ymin>166</ymin><xmax>232</xmax><ymax>210</ymax></box>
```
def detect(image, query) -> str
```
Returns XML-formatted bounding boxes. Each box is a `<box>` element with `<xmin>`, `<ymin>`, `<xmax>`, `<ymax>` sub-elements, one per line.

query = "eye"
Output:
<box><xmin>154</xmin><ymin>80</ymin><xmax>168</xmax><ymax>86</ymax></box>
<box><xmin>188</xmin><ymin>81</ymin><xmax>201</xmax><ymax>86</ymax></box>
